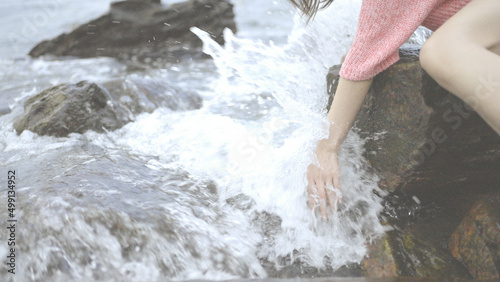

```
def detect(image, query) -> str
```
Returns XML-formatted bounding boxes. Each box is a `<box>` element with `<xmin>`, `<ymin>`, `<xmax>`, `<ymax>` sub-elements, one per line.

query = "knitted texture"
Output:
<box><xmin>339</xmin><ymin>0</ymin><xmax>472</xmax><ymax>81</ymax></box>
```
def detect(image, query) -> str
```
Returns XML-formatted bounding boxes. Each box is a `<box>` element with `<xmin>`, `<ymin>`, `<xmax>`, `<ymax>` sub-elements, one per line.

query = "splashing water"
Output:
<box><xmin>0</xmin><ymin>0</ymin><xmax>390</xmax><ymax>280</ymax></box>
<box><xmin>108</xmin><ymin>0</ymin><xmax>386</xmax><ymax>272</ymax></box>
<box><xmin>182</xmin><ymin>0</ymin><xmax>386</xmax><ymax>270</ymax></box>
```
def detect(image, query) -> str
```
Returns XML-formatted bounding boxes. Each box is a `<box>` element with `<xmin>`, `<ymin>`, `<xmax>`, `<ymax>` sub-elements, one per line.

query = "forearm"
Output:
<box><xmin>324</xmin><ymin>77</ymin><xmax>373</xmax><ymax>152</ymax></box>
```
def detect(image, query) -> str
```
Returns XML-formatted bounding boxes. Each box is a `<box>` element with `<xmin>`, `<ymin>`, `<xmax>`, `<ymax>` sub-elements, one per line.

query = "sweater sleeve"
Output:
<box><xmin>339</xmin><ymin>0</ymin><xmax>442</xmax><ymax>81</ymax></box>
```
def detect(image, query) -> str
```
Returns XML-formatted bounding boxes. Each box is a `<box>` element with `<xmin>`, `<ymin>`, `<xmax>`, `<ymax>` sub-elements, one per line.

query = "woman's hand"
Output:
<box><xmin>307</xmin><ymin>138</ymin><xmax>341</xmax><ymax>221</ymax></box>
<box><xmin>306</xmin><ymin>77</ymin><xmax>373</xmax><ymax>221</ymax></box>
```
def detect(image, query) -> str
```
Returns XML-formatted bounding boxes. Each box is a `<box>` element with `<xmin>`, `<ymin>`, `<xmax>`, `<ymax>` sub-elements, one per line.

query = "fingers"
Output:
<box><xmin>307</xmin><ymin>165</ymin><xmax>328</xmax><ymax>221</ymax></box>
<box><xmin>307</xmin><ymin>164</ymin><xmax>343</xmax><ymax>221</ymax></box>
<box><xmin>333</xmin><ymin>169</ymin><xmax>342</xmax><ymax>204</ymax></box>
<box><xmin>316</xmin><ymin>181</ymin><xmax>328</xmax><ymax>221</ymax></box>
<box><xmin>307</xmin><ymin>165</ymin><xmax>317</xmax><ymax>211</ymax></box>
<box><xmin>326</xmin><ymin>185</ymin><xmax>337</xmax><ymax>210</ymax></box>
<box><xmin>307</xmin><ymin>181</ymin><xmax>316</xmax><ymax>211</ymax></box>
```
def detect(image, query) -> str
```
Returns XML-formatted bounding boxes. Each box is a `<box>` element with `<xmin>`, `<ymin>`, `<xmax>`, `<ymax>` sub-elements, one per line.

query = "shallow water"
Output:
<box><xmin>0</xmin><ymin>0</ymin><xmax>401</xmax><ymax>280</ymax></box>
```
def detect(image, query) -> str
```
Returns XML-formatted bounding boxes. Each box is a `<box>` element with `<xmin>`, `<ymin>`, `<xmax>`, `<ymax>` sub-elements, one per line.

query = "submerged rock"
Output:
<box><xmin>14</xmin><ymin>78</ymin><xmax>202</xmax><ymax>137</ymax></box>
<box><xmin>28</xmin><ymin>0</ymin><xmax>237</xmax><ymax>64</ymax></box>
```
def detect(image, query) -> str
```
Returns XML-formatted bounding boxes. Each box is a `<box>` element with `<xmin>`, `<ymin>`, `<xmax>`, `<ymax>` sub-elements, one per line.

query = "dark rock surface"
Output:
<box><xmin>327</xmin><ymin>45</ymin><xmax>500</xmax><ymax>278</ymax></box>
<box><xmin>327</xmin><ymin>45</ymin><xmax>500</xmax><ymax>193</ymax></box>
<box><xmin>449</xmin><ymin>194</ymin><xmax>500</xmax><ymax>280</ymax></box>
<box><xmin>14</xmin><ymin>78</ymin><xmax>202</xmax><ymax>137</ymax></box>
<box><xmin>28</xmin><ymin>0</ymin><xmax>237</xmax><ymax>64</ymax></box>
<box><xmin>328</xmin><ymin>47</ymin><xmax>433</xmax><ymax>192</ymax></box>
<box><xmin>13</xmin><ymin>81</ymin><xmax>128</xmax><ymax>137</ymax></box>
<box><xmin>363</xmin><ymin>190</ymin><xmax>472</xmax><ymax>279</ymax></box>
<box><xmin>362</xmin><ymin>235</ymin><xmax>398</xmax><ymax>277</ymax></box>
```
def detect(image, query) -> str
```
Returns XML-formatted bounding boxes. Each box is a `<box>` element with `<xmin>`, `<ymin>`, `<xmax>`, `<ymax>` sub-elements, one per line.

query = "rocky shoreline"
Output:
<box><xmin>13</xmin><ymin>78</ymin><xmax>202</xmax><ymax>137</ymax></box>
<box><xmin>28</xmin><ymin>0</ymin><xmax>236</xmax><ymax>66</ymax></box>
<box><xmin>14</xmin><ymin>0</ymin><xmax>500</xmax><ymax>279</ymax></box>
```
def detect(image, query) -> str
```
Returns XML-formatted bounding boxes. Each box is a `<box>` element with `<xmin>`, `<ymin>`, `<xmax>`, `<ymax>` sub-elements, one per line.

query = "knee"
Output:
<box><xmin>419</xmin><ymin>34</ymin><xmax>464</xmax><ymax>89</ymax></box>
<box><xmin>419</xmin><ymin>36</ymin><xmax>456</xmax><ymax>89</ymax></box>
<box><xmin>419</xmin><ymin>37</ymin><xmax>435</xmax><ymax>73</ymax></box>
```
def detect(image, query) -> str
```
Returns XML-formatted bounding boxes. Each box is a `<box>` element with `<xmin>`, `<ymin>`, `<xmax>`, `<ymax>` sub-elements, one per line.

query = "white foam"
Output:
<box><xmin>108</xmin><ymin>0</ymin><xmax>385</xmax><ymax>271</ymax></box>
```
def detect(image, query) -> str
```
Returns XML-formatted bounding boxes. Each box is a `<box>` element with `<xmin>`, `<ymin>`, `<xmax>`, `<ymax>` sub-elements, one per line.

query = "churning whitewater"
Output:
<box><xmin>0</xmin><ymin>0</ymin><xmax>392</xmax><ymax>280</ymax></box>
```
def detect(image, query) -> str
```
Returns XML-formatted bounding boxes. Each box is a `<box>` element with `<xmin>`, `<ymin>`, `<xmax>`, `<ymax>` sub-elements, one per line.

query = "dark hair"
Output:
<box><xmin>287</xmin><ymin>0</ymin><xmax>335</xmax><ymax>22</ymax></box>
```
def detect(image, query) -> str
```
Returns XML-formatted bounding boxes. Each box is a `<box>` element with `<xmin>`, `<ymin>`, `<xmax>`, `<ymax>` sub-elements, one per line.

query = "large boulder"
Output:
<box><xmin>28</xmin><ymin>0</ymin><xmax>237</xmax><ymax>64</ymax></box>
<box><xmin>14</xmin><ymin>78</ymin><xmax>202</xmax><ymax>137</ymax></box>
<box><xmin>327</xmin><ymin>45</ymin><xmax>500</xmax><ymax>192</ymax></box>
<box><xmin>328</xmin><ymin>47</ymin><xmax>432</xmax><ymax>191</ymax></box>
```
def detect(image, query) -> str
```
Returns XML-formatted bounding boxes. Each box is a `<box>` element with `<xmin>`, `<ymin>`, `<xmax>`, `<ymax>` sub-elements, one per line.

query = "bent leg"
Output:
<box><xmin>420</xmin><ymin>0</ymin><xmax>500</xmax><ymax>135</ymax></box>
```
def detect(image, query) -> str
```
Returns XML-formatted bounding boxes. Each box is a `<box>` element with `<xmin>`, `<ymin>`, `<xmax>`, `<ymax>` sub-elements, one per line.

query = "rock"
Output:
<box><xmin>389</xmin><ymin>225</ymin><xmax>470</xmax><ymax>278</ymax></box>
<box><xmin>14</xmin><ymin>79</ymin><xmax>202</xmax><ymax>137</ymax></box>
<box><xmin>362</xmin><ymin>235</ymin><xmax>398</xmax><ymax>277</ymax></box>
<box><xmin>327</xmin><ymin>45</ymin><xmax>500</xmax><ymax>192</ymax></box>
<box><xmin>126</xmin><ymin>0</ymin><xmax>160</xmax><ymax>2</ymax></box>
<box><xmin>363</xmin><ymin>213</ymin><xmax>470</xmax><ymax>279</ymax></box>
<box><xmin>378</xmin><ymin>170</ymin><xmax>499</xmax><ymax>279</ymax></box>
<box><xmin>328</xmin><ymin>46</ymin><xmax>433</xmax><ymax>192</ymax></box>
<box><xmin>102</xmin><ymin>75</ymin><xmax>203</xmax><ymax>116</ymax></box>
<box><xmin>363</xmin><ymin>207</ymin><xmax>471</xmax><ymax>279</ymax></box>
<box><xmin>328</xmin><ymin>45</ymin><xmax>500</xmax><ymax>279</ymax></box>
<box><xmin>28</xmin><ymin>0</ymin><xmax>237</xmax><ymax>64</ymax></box>
<box><xmin>13</xmin><ymin>81</ymin><xmax>128</xmax><ymax>137</ymax></box>
<box><xmin>449</xmin><ymin>194</ymin><xmax>500</xmax><ymax>280</ymax></box>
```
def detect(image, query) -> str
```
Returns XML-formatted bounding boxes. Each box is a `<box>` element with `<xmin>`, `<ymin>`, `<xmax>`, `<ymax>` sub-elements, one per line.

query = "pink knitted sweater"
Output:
<box><xmin>339</xmin><ymin>0</ymin><xmax>472</xmax><ymax>81</ymax></box>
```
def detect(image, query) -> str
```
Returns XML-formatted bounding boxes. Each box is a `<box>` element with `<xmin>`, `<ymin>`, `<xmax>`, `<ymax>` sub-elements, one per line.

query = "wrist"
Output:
<box><xmin>317</xmin><ymin>138</ymin><xmax>340</xmax><ymax>154</ymax></box>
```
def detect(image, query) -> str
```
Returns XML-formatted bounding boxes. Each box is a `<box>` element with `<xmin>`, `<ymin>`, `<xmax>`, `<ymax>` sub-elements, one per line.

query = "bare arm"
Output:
<box><xmin>306</xmin><ymin>0</ymin><xmax>432</xmax><ymax>220</ymax></box>
<box><xmin>307</xmin><ymin>77</ymin><xmax>372</xmax><ymax>220</ymax></box>
<box><xmin>326</xmin><ymin>77</ymin><xmax>373</xmax><ymax>151</ymax></box>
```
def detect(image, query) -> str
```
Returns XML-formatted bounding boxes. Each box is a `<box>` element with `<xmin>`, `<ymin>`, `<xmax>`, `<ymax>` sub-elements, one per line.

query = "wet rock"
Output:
<box><xmin>13</xmin><ymin>81</ymin><xmax>128</xmax><ymax>137</ymax></box>
<box><xmin>328</xmin><ymin>45</ymin><xmax>500</xmax><ymax>279</ymax></box>
<box><xmin>126</xmin><ymin>0</ymin><xmax>161</xmax><ymax>2</ymax></box>
<box><xmin>327</xmin><ymin>45</ymin><xmax>500</xmax><ymax>192</ymax></box>
<box><xmin>363</xmin><ymin>190</ymin><xmax>471</xmax><ymax>279</ymax></box>
<box><xmin>449</xmin><ymin>194</ymin><xmax>500</xmax><ymax>280</ymax></box>
<box><xmin>14</xmin><ymin>79</ymin><xmax>202</xmax><ymax>137</ymax></box>
<box><xmin>362</xmin><ymin>235</ymin><xmax>398</xmax><ymax>277</ymax></box>
<box><xmin>28</xmin><ymin>0</ymin><xmax>237</xmax><ymax>64</ymax></box>
<box><xmin>389</xmin><ymin>225</ymin><xmax>470</xmax><ymax>278</ymax></box>
<box><xmin>102</xmin><ymin>75</ymin><xmax>202</xmax><ymax>116</ymax></box>
<box><xmin>383</xmin><ymin>171</ymin><xmax>500</xmax><ymax>280</ymax></box>
<box><xmin>328</xmin><ymin>46</ymin><xmax>432</xmax><ymax>192</ymax></box>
